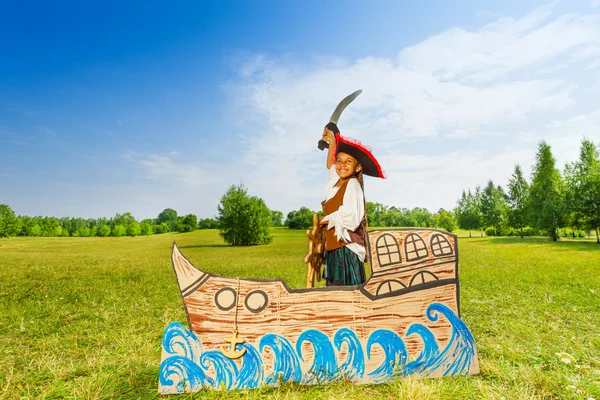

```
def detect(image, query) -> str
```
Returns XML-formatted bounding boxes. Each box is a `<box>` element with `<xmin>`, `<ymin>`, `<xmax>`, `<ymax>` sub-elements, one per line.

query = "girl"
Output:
<box><xmin>319</xmin><ymin>123</ymin><xmax>386</xmax><ymax>286</ymax></box>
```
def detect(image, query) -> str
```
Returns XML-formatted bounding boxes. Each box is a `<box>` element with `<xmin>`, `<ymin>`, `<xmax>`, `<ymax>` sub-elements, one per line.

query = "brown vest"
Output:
<box><xmin>322</xmin><ymin>179</ymin><xmax>367</xmax><ymax>251</ymax></box>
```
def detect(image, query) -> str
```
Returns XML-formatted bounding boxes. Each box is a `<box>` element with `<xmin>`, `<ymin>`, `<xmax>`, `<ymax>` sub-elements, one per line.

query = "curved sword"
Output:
<box><xmin>318</xmin><ymin>89</ymin><xmax>362</xmax><ymax>150</ymax></box>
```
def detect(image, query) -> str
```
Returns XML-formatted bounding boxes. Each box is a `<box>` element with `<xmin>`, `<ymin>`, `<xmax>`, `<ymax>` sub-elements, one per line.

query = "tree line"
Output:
<box><xmin>283</xmin><ymin>205</ymin><xmax>457</xmax><ymax>232</ymax></box>
<box><xmin>0</xmin><ymin>207</ymin><xmax>200</xmax><ymax>238</ymax></box>
<box><xmin>456</xmin><ymin>139</ymin><xmax>600</xmax><ymax>242</ymax></box>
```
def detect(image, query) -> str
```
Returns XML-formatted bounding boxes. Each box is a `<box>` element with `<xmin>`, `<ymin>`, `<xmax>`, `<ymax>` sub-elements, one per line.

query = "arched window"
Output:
<box><xmin>376</xmin><ymin>279</ymin><xmax>406</xmax><ymax>296</ymax></box>
<box><xmin>404</xmin><ymin>233</ymin><xmax>428</xmax><ymax>261</ymax></box>
<box><xmin>375</xmin><ymin>233</ymin><xmax>401</xmax><ymax>268</ymax></box>
<box><xmin>409</xmin><ymin>271</ymin><xmax>439</xmax><ymax>286</ymax></box>
<box><xmin>431</xmin><ymin>234</ymin><xmax>453</xmax><ymax>257</ymax></box>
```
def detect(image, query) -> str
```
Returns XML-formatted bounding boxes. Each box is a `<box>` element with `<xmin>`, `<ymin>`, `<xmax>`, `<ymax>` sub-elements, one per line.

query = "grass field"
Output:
<box><xmin>1</xmin><ymin>228</ymin><xmax>599</xmax><ymax>399</ymax></box>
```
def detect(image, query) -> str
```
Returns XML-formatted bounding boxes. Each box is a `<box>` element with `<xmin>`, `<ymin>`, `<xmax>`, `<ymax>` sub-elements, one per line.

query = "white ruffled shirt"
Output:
<box><xmin>321</xmin><ymin>165</ymin><xmax>366</xmax><ymax>261</ymax></box>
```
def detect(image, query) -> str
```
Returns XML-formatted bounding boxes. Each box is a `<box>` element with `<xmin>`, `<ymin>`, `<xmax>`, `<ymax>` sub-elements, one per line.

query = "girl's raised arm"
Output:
<box><xmin>322</xmin><ymin>128</ymin><xmax>336</xmax><ymax>169</ymax></box>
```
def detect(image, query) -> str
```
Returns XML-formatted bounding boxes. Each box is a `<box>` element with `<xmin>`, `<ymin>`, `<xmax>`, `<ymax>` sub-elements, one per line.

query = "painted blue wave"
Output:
<box><xmin>234</xmin><ymin>342</ymin><xmax>263</xmax><ymax>389</ymax></box>
<box><xmin>403</xmin><ymin>323</ymin><xmax>440</xmax><ymax>375</ymax></box>
<box><xmin>297</xmin><ymin>329</ymin><xmax>339</xmax><ymax>384</ymax></box>
<box><xmin>158</xmin><ymin>303</ymin><xmax>477</xmax><ymax>393</ymax></box>
<box><xmin>161</xmin><ymin>321</ymin><xmax>202</xmax><ymax>364</ymax></box>
<box><xmin>366</xmin><ymin>329</ymin><xmax>408</xmax><ymax>382</ymax></box>
<box><xmin>159</xmin><ymin>356</ymin><xmax>210</xmax><ymax>392</ymax></box>
<box><xmin>260</xmin><ymin>333</ymin><xmax>302</xmax><ymax>385</ymax></box>
<box><xmin>334</xmin><ymin>328</ymin><xmax>365</xmax><ymax>381</ymax></box>
<box><xmin>200</xmin><ymin>350</ymin><xmax>238</xmax><ymax>389</ymax></box>
<box><xmin>423</xmin><ymin>303</ymin><xmax>476</xmax><ymax>377</ymax></box>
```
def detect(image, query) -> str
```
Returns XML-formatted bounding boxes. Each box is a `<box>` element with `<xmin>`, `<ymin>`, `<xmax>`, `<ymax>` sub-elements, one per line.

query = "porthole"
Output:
<box><xmin>214</xmin><ymin>287</ymin><xmax>237</xmax><ymax>311</ymax></box>
<box><xmin>244</xmin><ymin>290</ymin><xmax>268</xmax><ymax>313</ymax></box>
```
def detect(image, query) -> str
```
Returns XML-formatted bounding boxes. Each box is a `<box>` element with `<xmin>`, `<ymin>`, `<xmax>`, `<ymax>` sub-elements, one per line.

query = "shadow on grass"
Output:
<box><xmin>475</xmin><ymin>236</ymin><xmax>600</xmax><ymax>250</ymax></box>
<box><xmin>177</xmin><ymin>244</ymin><xmax>231</xmax><ymax>249</ymax></box>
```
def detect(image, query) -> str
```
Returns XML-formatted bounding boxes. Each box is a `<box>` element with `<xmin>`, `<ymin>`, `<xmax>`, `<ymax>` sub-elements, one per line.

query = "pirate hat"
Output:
<box><xmin>335</xmin><ymin>134</ymin><xmax>386</xmax><ymax>179</ymax></box>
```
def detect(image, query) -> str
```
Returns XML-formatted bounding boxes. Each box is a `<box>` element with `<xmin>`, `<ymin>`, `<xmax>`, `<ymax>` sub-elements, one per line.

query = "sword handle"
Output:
<box><xmin>317</xmin><ymin>139</ymin><xmax>329</xmax><ymax>151</ymax></box>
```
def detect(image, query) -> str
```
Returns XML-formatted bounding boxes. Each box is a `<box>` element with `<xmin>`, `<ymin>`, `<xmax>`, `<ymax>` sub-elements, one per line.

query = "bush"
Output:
<box><xmin>271</xmin><ymin>210</ymin><xmax>284</xmax><ymax>227</ymax></box>
<box><xmin>97</xmin><ymin>225</ymin><xmax>111</xmax><ymax>237</ymax></box>
<box><xmin>112</xmin><ymin>225</ymin><xmax>126</xmax><ymax>237</ymax></box>
<box><xmin>485</xmin><ymin>225</ymin><xmax>516</xmax><ymax>236</ymax></box>
<box><xmin>140</xmin><ymin>222</ymin><xmax>153</xmax><ymax>236</ymax></box>
<box><xmin>217</xmin><ymin>184</ymin><xmax>272</xmax><ymax>245</ymax></box>
<box><xmin>198</xmin><ymin>218</ymin><xmax>218</xmax><ymax>229</ymax></box>
<box><xmin>157</xmin><ymin>208</ymin><xmax>178</xmax><ymax>232</ymax></box>
<box><xmin>285</xmin><ymin>207</ymin><xmax>316</xmax><ymax>230</ymax></box>
<box><xmin>0</xmin><ymin>205</ymin><xmax>20</xmax><ymax>238</ymax></box>
<box><xmin>522</xmin><ymin>227</ymin><xmax>536</xmax><ymax>236</ymax></box>
<box><xmin>127</xmin><ymin>221</ymin><xmax>141</xmax><ymax>237</ymax></box>
<box><xmin>558</xmin><ymin>228</ymin><xmax>588</xmax><ymax>239</ymax></box>
<box><xmin>30</xmin><ymin>224</ymin><xmax>42</xmax><ymax>237</ymax></box>
<box><xmin>153</xmin><ymin>223</ymin><xmax>169</xmax><ymax>234</ymax></box>
<box><xmin>178</xmin><ymin>214</ymin><xmax>198</xmax><ymax>233</ymax></box>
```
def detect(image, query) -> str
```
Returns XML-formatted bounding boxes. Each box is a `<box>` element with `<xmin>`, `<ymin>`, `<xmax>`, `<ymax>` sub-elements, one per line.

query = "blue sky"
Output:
<box><xmin>1</xmin><ymin>0</ymin><xmax>600</xmax><ymax>219</ymax></box>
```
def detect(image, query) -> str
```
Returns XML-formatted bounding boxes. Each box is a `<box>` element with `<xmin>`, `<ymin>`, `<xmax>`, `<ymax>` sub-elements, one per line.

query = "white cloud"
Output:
<box><xmin>219</xmin><ymin>4</ymin><xmax>600</xmax><ymax>212</ymax></box>
<box><xmin>124</xmin><ymin>152</ymin><xmax>219</xmax><ymax>188</ymax></box>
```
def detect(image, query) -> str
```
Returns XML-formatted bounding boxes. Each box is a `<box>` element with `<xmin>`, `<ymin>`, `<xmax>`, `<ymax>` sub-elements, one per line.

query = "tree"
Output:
<box><xmin>77</xmin><ymin>226</ymin><xmax>91</xmax><ymax>237</ymax></box>
<box><xmin>178</xmin><ymin>214</ymin><xmax>198</xmax><ymax>233</ymax></box>
<box><xmin>456</xmin><ymin>190</ymin><xmax>481</xmax><ymax>237</ymax></box>
<box><xmin>112</xmin><ymin>224</ymin><xmax>126</xmax><ymax>237</ymax></box>
<box><xmin>480</xmin><ymin>180</ymin><xmax>509</xmax><ymax>236</ymax></box>
<box><xmin>110</xmin><ymin>212</ymin><xmax>136</xmax><ymax>229</ymax></box>
<box><xmin>198</xmin><ymin>218</ymin><xmax>218</xmax><ymax>229</ymax></box>
<box><xmin>471</xmin><ymin>185</ymin><xmax>488</xmax><ymax>236</ymax></box>
<box><xmin>157</xmin><ymin>208</ymin><xmax>178</xmax><ymax>232</ymax></box>
<box><xmin>381</xmin><ymin>206</ymin><xmax>402</xmax><ymax>227</ymax></box>
<box><xmin>140</xmin><ymin>221</ymin><xmax>153</xmax><ymax>236</ymax></box>
<box><xmin>18</xmin><ymin>215</ymin><xmax>37</xmax><ymax>236</ymax></box>
<box><xmin>65</xmin><ymin>217</ymin><xmax>87</xmax><ymax>236</ymax></box>
<box><xmin>271</xmin><ymin>210</ymin><xmax>284</xmax><ymax>227</ymax></box>
<box><xmin>31</xmin><ymin>224</ymin><xmax>42</xmax><ymax>236</ymax></box>
<box><xmin>565</xmin><ymin>138</ymin><xmax>600</xmax><ymax>243</ymax></box>
<box><xmin>366</xmin><ymin>202</ymin><xmax>386</xmax><ymax>227</ymax></box>
<box><xmin>529</xmin><ymin>141</ymin><xmax>566</xmax><ymax>241</ymax></box>
<box><xmin>153</xmin><ymin>222</ymin><xmax>170</xmax><ymax>234</ymax></box>
<box><xmin>39</xmin><ymin>217</ymin><xmax>62</xmax><ymax>237</ymax></box>
<box><xmin>97</xmin><ymin>225</ymin><xmax>111</xmax><ymax>237</ymax></box>
<box><xmin>127</xmin><ymin>221</ymin><xmax>141</xmax><ymax>236</ymax></box>
<box><xmin>433</xmin><ymin>208</ymin><xmax>457</xmax><ymax>232</ymax></box>
<box><xmin>0</xmin><ymin>204</ymin><xmax>20</xmax><ymax>238</ymax></box>
<box><xmin>217</xmin><ymin>184</ymin><xmax>272</xmax><ymax>245</ymax></box>
<box><xmin>408</xmin><ymin>207</ymin><xmax>433</xmax><ymax>228</ymax></box>
<box><xmin>507</xmin><ymin>164</ymin><xmax>530</xmax><ymax>238</ymax></box>
<box><xmin>285</xmin><ymin>207</ymin><xmax>316</xmax><ymax>230</ymax></box>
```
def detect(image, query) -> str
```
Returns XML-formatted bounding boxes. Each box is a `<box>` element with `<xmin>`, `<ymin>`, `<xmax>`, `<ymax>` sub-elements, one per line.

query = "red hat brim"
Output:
<box><xmin>335</xmin><ymin>134</ymin><xmax>386</xmax><ymax>179</ymax></box>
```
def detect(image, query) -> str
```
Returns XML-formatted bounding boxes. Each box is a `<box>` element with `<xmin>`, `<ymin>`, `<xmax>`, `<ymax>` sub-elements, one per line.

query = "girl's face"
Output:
<box><xmin>336</xmin><ymin>152</ymin><xmax>362</xmax><ymax>180</ymax></box>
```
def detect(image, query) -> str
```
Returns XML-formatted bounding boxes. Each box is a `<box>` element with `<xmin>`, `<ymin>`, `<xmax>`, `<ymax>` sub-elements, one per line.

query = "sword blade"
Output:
<box><xmin>329</xmin><ymin>89</ymin><xmax>362</xmax><ymax>124</ymax></box>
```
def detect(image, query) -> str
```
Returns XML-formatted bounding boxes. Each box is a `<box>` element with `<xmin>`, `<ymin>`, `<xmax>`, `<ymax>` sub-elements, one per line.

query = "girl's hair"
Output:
<box><xmin>356</xmin><ymin>167</ymin><xmax>364</xmax><ymax>188</ymax></box>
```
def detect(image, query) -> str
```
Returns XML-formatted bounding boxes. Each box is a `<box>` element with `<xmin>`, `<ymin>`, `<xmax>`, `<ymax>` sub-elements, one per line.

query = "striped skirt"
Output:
<box><xmin>323</xmin><ymin>246</ymin><xmax>366</xmax><ymax>286</ymax></box>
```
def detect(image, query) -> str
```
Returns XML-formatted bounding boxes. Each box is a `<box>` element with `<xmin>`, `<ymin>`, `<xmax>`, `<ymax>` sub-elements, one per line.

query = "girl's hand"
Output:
<box><xmin>322</xmin><ymin>128</ymin><xmax>336</xmax><ymax>144</ymax></box>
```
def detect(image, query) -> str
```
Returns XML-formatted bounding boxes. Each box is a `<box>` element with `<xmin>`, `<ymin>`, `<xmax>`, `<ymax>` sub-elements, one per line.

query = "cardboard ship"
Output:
<box><xmin>159</xmin><ymin>228</ymin><xmax>479</xmax><ymax>393</ymax></box>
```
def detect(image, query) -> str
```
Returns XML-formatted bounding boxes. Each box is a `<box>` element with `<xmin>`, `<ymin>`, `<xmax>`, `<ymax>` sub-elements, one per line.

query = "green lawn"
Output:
<box><xmin>0</xmin><ymin>228</ymin><xmax>598</xmax><ymax>399</ymax></box>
